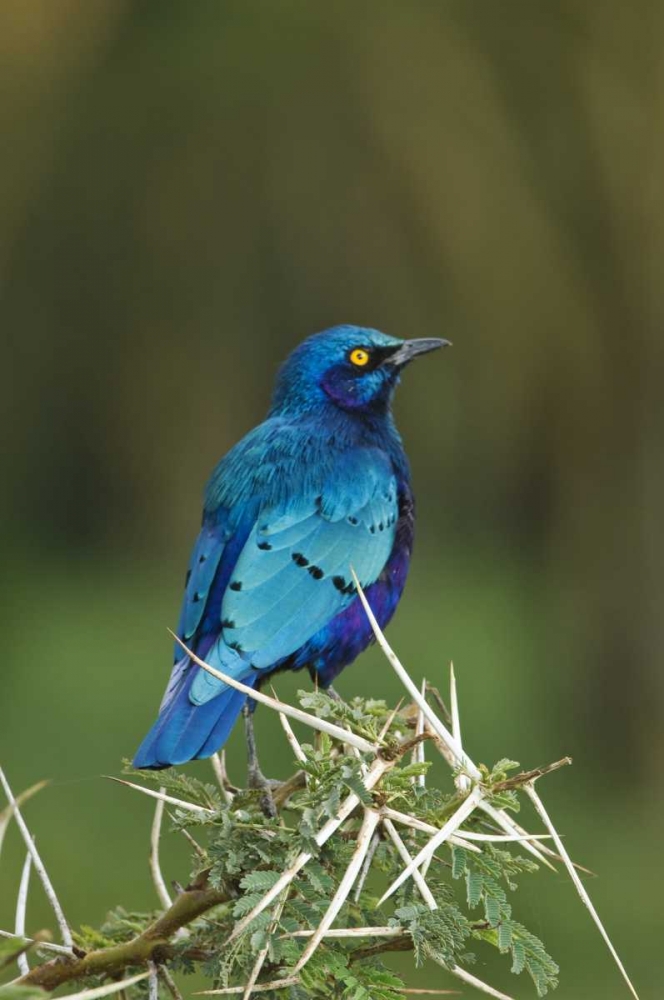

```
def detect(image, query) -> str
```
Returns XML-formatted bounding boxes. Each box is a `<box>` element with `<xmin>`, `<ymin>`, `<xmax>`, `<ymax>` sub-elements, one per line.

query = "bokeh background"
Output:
<box><xmin>2</xmin><ymin>2</ymin><xmax>663</xmax><ymax>997</ymax></box>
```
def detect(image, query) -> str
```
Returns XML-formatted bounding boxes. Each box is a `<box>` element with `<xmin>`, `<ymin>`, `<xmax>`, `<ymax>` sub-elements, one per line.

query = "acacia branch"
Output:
<box><xmin>19</xmin><ymin>877</ymin><xmax>230</xmax><ymax>992</ymax></box>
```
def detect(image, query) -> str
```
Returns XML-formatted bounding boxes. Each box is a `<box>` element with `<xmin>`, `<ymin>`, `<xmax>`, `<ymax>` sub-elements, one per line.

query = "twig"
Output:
<box><xmin>173</xmin><ymin>633</ymin><xmax>377</xmax><ymax>755</ymax></box>
<box><xmin>15</xmin><ymin>848</ymin><xmax>33</xmax><ymax>975</ymax></box>
<box><xmin>150</xmin><ymin>792</ymin><xmax>172</xmax><ymax>909</ymax></box>
<box><xmin>242</xmin><ymin>891</ymin><xmax>289</xmax><ymax>1000</ymax></box>
<box><xmin>491</xmin><ymin>757</ymin><xmax>572</xmax><ymax>792</ymax></box>
<box><xmin>0</xmin><ymin>767</ymin><xmax>74</xmax><ymax>951</ymax></box>
<box><xmin>179</xmin><ymin>825</ymin><xmax>207</xmax><ymax>860</ymax></box>
<box><xmin>148</xmin><ymin>961</ymin><xmax>159</xmax><ymax>1000</ymax></box>
<box><xmin>525</xmin><ymin>783</ymin><xmax>640</xmax><ymax>1000</ymax></box>
<box><xmin>158</xmin><ymin>965</ymin><xmax>183</xmax><ymax>1000</ymax></box>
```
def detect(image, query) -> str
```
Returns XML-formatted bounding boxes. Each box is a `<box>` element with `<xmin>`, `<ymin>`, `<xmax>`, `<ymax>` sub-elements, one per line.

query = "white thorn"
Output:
<box><xmin>525</xmin><ymin>783</ymin><xmax>640</xmax><ymax>1000</ymax></box>
<box><xmin>106</xmin><ymin>777</ymin><xmax>213</xmax><ymax>815</ymax></box>
<box><xmin>276</xmin><ymin>710</ymin><xmax>307</xmax><ymax>765</ymax></box>
<box><xmin>0</xmin><ymin>929</ymin><xmax>72</xmax><ymax>955</ymax></box>
<box><xmin>242</xmin><ymin>892</ymin><xmax>289</xmax><ymax>1000</ymax></box>
<box><xmin>382</xmin><ymin>818</ymin><xmax>437</xmax><ymax>909</ymax></box>
<box><xmin>449</xmin><ymin>662</ymin><xmax>470</xmax><ymax>792</ymax></box>
<box><xmin>354</xmin><ymin>829</ymin><xmax>381</xmax><ymax>902</ymax></box>
<box><xmin>379</xmin><ymin>806</ymin><xmax>482</xmax><ymax>853</ymax></box>
<box><xmin>15</xmin><ymin>848</ymin><xmax>32</xmax><ymax>975</ymax></box>
<box><xmin>150</xmin><ymin>791</ymin><xmax>172</xmax><ymax>910</ymax></box>
<box><xmin>55</xmin><ymin>971</ymin><xmax>151</xmax><ymax>1000</ymax></box>
<box><xmin>294</xmin><ymin>808</ymin><xmax>381</xmax><ymax>972</ymax></box>
<box><xmin>0</xmin><ymin>768</ymin><xmax>74</xmax><ymax>951</ymax></box>
<box><xmin>174</xmin><ymin>633</ymin><xmax>377</xmax><ymax>755</ymax></box>
<box><xmin>350</xmin><ymin>573</ymin><xmax>479</xmax><ymax>778</ymax></box>
<box><xmin>378</xmin><ymin>787</ymin><xmax>484</xmax><ymax>905</ymax></box>
<box><xmin>194</xmin><ymin>979</ymin><xmax>300</xmax><ymax>996</ymax></box>
<box><xmin>210</xmin><ymin>752</ymin><xmax>233</xmax><ymax>804</ymax></box>
<box><xmin>282</xmin><ymin>926</ymin><xmax>404</xmax><ymax>939</ymax></box>
<box><xmin>228</xmin><ymin>756</ymin><xmax>393</xmax><ymax>943</ymax></box>
<box><xmin>148</xmin><ymin>961</ymin><xmax>159</xmax><ymax>1000</ymax></box>
<box><xmin>450</xmin><ymin>965</ymin><xmax>516</xmax><ymax>999</ymax></box>
<box><xmin>0</xmin><ymin>781</ymin><xmax>48</xmax><ymax>860</ymax></box>
<box><xmin>479</xmin><ymin>800</ymin><xmax>556</xmax><ymax>870</ymax></box>
<box><xmin>412</xmin><ymin>678</ymin><xmax>427</xmax><ymax>788</ymax></box>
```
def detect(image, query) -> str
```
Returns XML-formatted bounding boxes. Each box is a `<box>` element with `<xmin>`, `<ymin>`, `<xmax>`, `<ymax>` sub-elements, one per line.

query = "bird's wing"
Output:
<box><xmin>217</xmin><ymin>448</ymin><xmax>399</xmax><ymax>671</ymax></box>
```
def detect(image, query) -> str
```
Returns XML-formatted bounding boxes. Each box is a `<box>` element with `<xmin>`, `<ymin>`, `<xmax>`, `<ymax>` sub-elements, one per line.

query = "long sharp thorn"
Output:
<box><xmin>228</xmin><ymin>756</ymin><xmax>393</xmax><ymax>943</ymax></box>
<box><xmin>54</xmin><ymin>971</ymin><xmax>151</xmax><ymax>1000</ymax></box>
<box><xmin>210</xmin><ymin>753</ymin><xmax>233</xmax><ymax>804</ymax></box>
<box><xmin>479</xmin><ymin>800</ymin><xmax>556</xmax><ymax>870</ymax></box>
<box><xmin>173</xmin><ymin>633</ymin><xmax>376</xmax><ymax>755</ymax></box>
<box><xmin>0</xmin><ymin>768</ymin><xmax>74</xmax><ymax>951</ymax></box>
<box><xmin>380</xmin><ymin>806</ymin><xmax>482</xmax><ymax>853</ymax></box>
<box><xmin>0</xmin><ymin>781</ymin><xmax>48</xmax><ymax>859</ymax></box>
<box><xmin>274</xmin><ymin>704</ymin><xmax>307</xmax><ymax>764</ymax></box>
<box><xmin>412</xmin><ymin>679</ymin><xmax>426</xmax><ymax>788</ymax></box>
<box><xmin>525</xmin><ymin>783</ymin><xmax>640</xmax><ymax>1000</ymax></box>
<box><xmin>382</xmin><ymin>818</ymin><xmax>437</xmax><ymax>909</ymax></box>
<box><xmin>150</xmin><ymin>791</ymin><xmax>172</xmax><ymax>909</ymax></box>
<box><xmin>449</xmin><ymin>662</ymin><xmax>469</xmax><ymax>792</ymax></box>
<box><xmin>294</xmin><ymin>808</ymin><xmax>381</xmax><ymax>971</ymax></box>
<box><xmin>378</xmin><ymin>787</ymin><xmax>484</xmax><ymax>905</ymax></box>
<box><xmin>15</xmin><ymin>849</ymin><xmax>32</xmax><ymax>975</ymax></box>
<box><xmin>194</xmin><ymin>980</ymin><xmax>300</xmax><ymax>996</ymax></box>
<box><xmin>450</xmin><ymin>966</ymin><xmax>516</xmax><ymax>1000</ymax></box>
<box><xmin>350</xmin><ymin>573</ymin><xmax>479</xmax><ymax>777</ymax></box>
<box><xmin>105</xmin><ymin>777</ymin><xmax>213</xmax><ymax>815</ymax></box>
<box><xmin>282</xmin><ymin>926</ymin><xmax>404</xmax><ymax>939</ymax></box>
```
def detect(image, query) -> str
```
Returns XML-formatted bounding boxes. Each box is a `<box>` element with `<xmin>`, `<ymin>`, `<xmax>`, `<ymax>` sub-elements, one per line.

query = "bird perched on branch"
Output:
<box><xmin>134</xmin><ymin>325</ymin><xmax>448</xmax><ymax>771</ymax></box>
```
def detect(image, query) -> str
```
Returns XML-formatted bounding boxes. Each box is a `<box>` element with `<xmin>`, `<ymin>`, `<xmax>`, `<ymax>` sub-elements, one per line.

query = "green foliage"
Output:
<box><xmin>3</xmin><ymin>694</ymin><xmax>560</xmax><ymax>999</ymax></box>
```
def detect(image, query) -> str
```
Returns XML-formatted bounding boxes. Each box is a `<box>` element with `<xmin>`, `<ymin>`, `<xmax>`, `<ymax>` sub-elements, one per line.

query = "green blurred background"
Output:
<box><xmin>1</xmin><ymin>2</ymin><xmax>662</xmax><ymax>997</ymax></box>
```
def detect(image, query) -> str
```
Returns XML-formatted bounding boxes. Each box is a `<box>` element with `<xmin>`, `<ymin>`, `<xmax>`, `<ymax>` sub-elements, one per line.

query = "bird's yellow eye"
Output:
<box><xmin>349</xmin><ymin>348</ymin><xmax>371</xmax><ymax>367</ymax></box>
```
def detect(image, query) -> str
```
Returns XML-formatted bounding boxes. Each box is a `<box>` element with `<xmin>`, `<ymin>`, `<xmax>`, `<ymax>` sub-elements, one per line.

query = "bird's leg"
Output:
<box><xmin>242</xmin><ymin>703</ymin><xmax>277</xmax><ymax>818</ymax></box>
<box><xmin>326</xmin><ymin>685</ymin><xmax>345</xmax><ymax>704</ymax></box>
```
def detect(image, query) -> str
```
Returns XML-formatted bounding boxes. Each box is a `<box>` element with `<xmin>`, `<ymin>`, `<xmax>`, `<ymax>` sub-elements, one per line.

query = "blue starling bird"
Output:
<box><xmin>133</xmin><ymin>325</ymin><xmax>447</xmax><ymax>771</ymax></box>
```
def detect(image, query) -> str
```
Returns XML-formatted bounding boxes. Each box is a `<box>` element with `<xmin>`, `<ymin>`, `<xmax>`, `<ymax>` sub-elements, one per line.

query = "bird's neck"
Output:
<box><xmin>274</xmin><ymin>402</ymin><xmax>409</xmax><ymax>478</ymax></box>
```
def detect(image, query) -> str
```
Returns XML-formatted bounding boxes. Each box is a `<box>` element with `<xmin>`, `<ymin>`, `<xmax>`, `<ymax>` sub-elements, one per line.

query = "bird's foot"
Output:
<box><xmin>243</xmin><ymin>703</ymin><xmax>278</xmax><ymax>818</ymax></box>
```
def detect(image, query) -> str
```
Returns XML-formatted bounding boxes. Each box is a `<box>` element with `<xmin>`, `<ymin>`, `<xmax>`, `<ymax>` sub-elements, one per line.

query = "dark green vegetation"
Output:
<box><xmin>1</xmin><ymin>2</ymin><xmax>660</xmax><ymax>996</ymax></box>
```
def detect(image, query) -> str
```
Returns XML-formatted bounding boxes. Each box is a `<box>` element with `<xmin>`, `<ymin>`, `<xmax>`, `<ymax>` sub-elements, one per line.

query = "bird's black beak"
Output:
<box><xmin>386</xmin><ymin>337</ymin><xmax>451</xmax><ymax>368</ymax></box>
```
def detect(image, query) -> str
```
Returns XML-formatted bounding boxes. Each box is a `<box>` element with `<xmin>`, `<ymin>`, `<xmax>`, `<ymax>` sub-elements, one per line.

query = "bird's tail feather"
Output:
<box><xmin>133</xmin><ymin>666</ymin><xmax>257</xmax><ymax>769</ymax></box>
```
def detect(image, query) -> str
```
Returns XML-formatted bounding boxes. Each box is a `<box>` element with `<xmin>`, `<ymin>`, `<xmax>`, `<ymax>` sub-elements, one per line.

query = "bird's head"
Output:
<box><xmin>270</xmin><ymin>325</ymin><xmax>449</xmax><ymax>417</ymax></box>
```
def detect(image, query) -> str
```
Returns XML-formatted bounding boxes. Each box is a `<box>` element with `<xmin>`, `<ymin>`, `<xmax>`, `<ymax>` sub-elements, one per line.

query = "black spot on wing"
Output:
<box><xmin>230</xmin><ymin>580</ymin><xmax>243</xmax><ymax>591</ymax></box>
<box><xmin>332</xmin><ymin>575</ymin><xmax>356</xmax><ymax>595</ymax></box>
<box><xmin>199</xmin><ymin>554</ymin><xmax>207</xmax><ymax>564</ymax></box>
<box><xmin>228</xmin><ymin>640</ymin><xmax>244</xmax><ymax>653</ymax></box>
<box><xmin>221</xmin><ymin>617</ymin><xmax>236</xmax><ymax>629</ymax></box>
<box><xmin>185</xmin><ymin>569</ymin><xmax>192</xmax><ymax>586</ymax></box>
<box><xmin>192</xmin><ymin>592</ymin><xmax>202</xmax><ymax>603</ymax></box>
<box><xmin>258</xmin><ymin>540</ymin><xmax>272</xmax><ymax>551</ymax></box>
<box><xmin>292</xmin><ymin>552</ymin><xmax>309</xmax><ymax>567</ymax></box>
<box><xmin>308</xmin><ymin>565</ymin><xmax>324</xmax><ymax>580</ymax></box>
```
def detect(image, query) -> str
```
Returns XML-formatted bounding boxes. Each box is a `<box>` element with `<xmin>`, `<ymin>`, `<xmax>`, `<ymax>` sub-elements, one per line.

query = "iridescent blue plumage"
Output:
<box><xmin>134</xmin><ymin>325</ymin><xmax>446</xmax><ymax>768</ymax></box>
